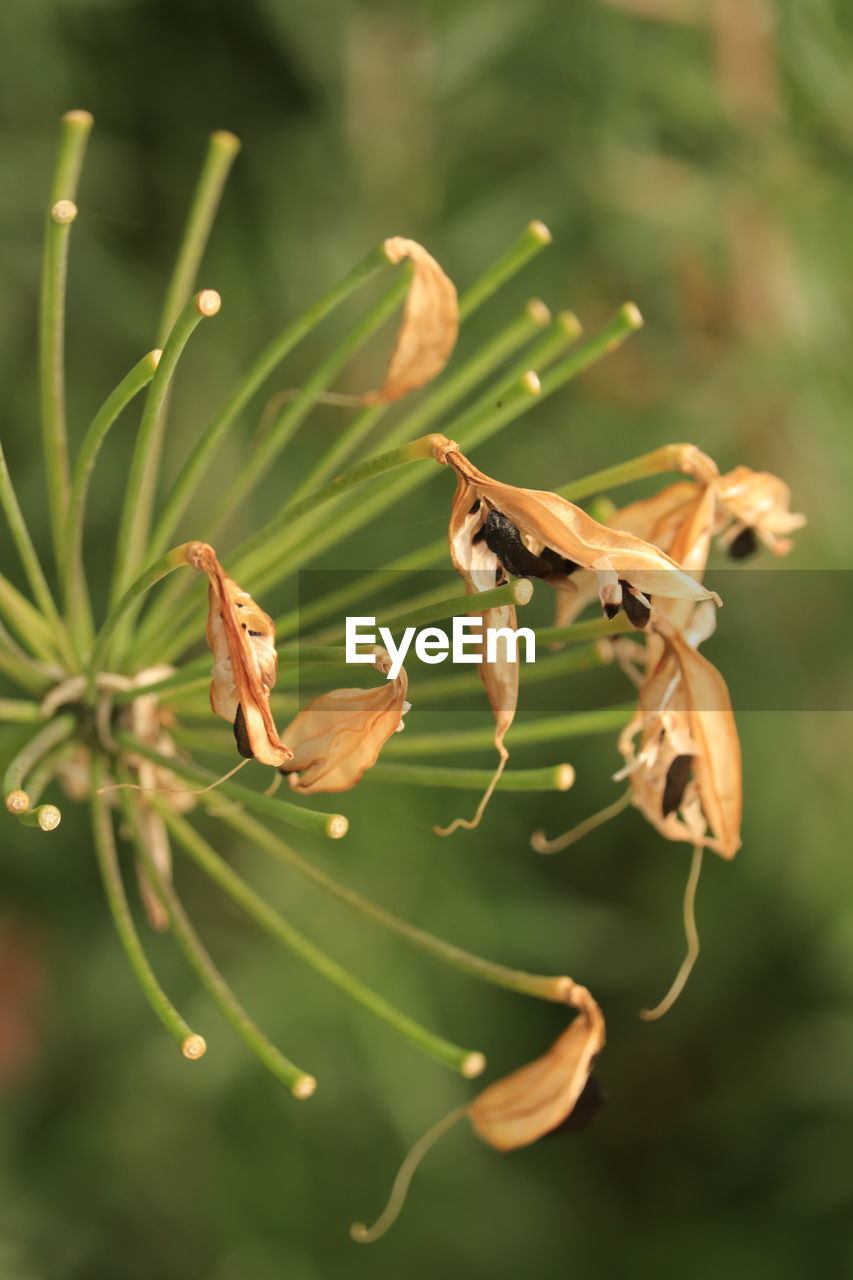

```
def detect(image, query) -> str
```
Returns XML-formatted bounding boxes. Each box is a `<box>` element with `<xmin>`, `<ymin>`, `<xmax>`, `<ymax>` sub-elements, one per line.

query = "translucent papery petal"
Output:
<box><xmin>281</xmin><ymin>650</ymin><xmax>408</xmax><ymax>793</ymax></box>
<box><xmin>362</xmin><ymin>237</ymin><xmax>459</xmax><ymax>403</ymax></box>
<box><xmin>716</xmin><ymin>466</ymin><xmax>806</xmax><ymax>555</ymax></box>
<box><xmin>468</xmin><ymin>983</ymin><xmax>605</xmax><ymax>1151</ymax></box>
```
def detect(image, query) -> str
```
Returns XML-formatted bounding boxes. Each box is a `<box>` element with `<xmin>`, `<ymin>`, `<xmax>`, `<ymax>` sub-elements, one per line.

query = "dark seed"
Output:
<box><xmin>247</xmin><ymin>629</ymin><xmax>264</xmax><ymax>637</ymax></box>
<box><xmin>472</xmin><ymin>528</ymin><xmax>486</xmax><ymax>545</ymax></box>
<box><xmin>469</xmin><ymin>498</ymin><xmax>481</xmax><ymax>515</ymax></box>
<box><xmin>232</xmin><ymin>704</ymin><xmax>254</xmax><ymax>760</ymax></box>
<box><xmin>481</xmin><ymin>509</ymin><xmax>560</xmax><ymax>580</ymax></box>
<box><xmin>662</xmin><ymin>754</ymin><xmax>693</xmax><ymax>817</ymax></box>
<box><xmin>620</xmin><ymin>581</ymin><xmax>650</xmax><ymax>629</ymax></box>
<box><xmin>540</xmin><ymin>546</ymin><xmax>580</xmax><ymax>577</ymax></box>
<box><xmin>728</xmin><ymin>526</ymin><xmax>759</xmax><ymax>560</ymax></box>
<box><xmin>603</xmin><ymin>601</ymin><xmax>621</xmax><ymax>620</ymax></box>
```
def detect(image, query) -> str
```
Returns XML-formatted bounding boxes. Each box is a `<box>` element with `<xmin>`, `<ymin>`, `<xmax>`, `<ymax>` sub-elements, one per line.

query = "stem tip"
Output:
<box><xmin>62</xmin><ymin>109</ymin><xmax>94</xmax><ymax>126</ymax></box>
<box><xmin>621</xmin><ymin>302</ymin><xmax>644</xmax><ymax>329</ymax></box>
<box><xmin>555</xmin><ymin>764</ymin><xmax>576</xmax><ymax>791</ymax></box>
<box><xmin>195</xmin><ymin>289</ymin><xmax>221</xmax><ymax>317</ymax></box>
<box><xmin>5</xmin><ymin>790</ymin><xmax>29</xmax><ymax>815</ymax></box>
<box><xmin>511</xmin><ymin>578</ymin><xmax>534</xmax><ymax>606</ymax></box>
<box><xmin>527</xmin><ymin>220</ymin><xmax>552</xmax><ymax>244</ymax></box>
<box><xmin>148</xmin><ymin>348</ymin><xmax>163</xmax><ymax>370</ymax></box>
<box><xmin>181</xmin><ymin>1034</ymin><xmax>208</xmax><ymax>1060</ymax></box>
<box><xmin>461</xmin><ymin>1051</ymin><xmax>487</xmax><ymax>1079</ymax></box>
<box><xmin>210</xmin><ymin>129</ymin><xmax>241</xmax><ymax>153</ymax></box>
<box><xmin>327</xmin><ymin>814</ymin><xmax>349</xmax><ymax>839</ymax></box>
<box><xmin>293</xmin><ymin>1074</ymin><xmax>318</xmax><ymax>1099</ymax></box>
<box><xmin>521</xmin><ymin>370</ymin><xmax>541</xmax><ymax>395</ymax></box>
<box><xmin>558</xmin><ymin>310</ymin><xmax>583</xmax><ymax>338</ymax></box>
<box><xmin>525</xmin><ymin>298</ymin><xmax>551</xmax><ymax>326</ymax></box>
<box><xmin>51</xmin><ymin>199</ymin><xmax>78</xmax><ymax>225</ymax></box>
<box><xmin>37</xmin><ymin>805</ymin><xmax>62</xmax><ymax>831</ymax></box>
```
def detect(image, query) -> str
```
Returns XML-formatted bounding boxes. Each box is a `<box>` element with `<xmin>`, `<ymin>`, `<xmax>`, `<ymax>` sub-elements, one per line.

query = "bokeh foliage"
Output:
<box><xmin>1</xmin><ymin>1</ymin><xmax>852</xmax><ymax>1276</ymax></box>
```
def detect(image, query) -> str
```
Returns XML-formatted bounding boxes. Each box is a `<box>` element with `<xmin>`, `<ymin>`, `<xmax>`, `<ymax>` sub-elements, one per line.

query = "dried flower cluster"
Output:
<box><xmin>1</xmin><ymin>113</ymin><xmax>805</xmax><ymax>1240</ymax></box>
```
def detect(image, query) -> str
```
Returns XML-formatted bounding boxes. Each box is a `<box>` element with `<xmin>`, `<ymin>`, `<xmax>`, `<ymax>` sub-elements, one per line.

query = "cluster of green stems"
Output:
<box><xmin>2</xmin><ymin>111</ymin><xmax>693</xmax><ymax>1096</ymax></box>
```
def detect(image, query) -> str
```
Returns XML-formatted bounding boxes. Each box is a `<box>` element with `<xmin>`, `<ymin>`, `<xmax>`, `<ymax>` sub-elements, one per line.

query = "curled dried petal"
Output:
<box><xmin>468</xmin><ymin>983</ymin><xmax>605</xmax><ymax>1151</ymax></box>
<box><xmin>362</xmin><ymin>238</ymin><xmax>459</xmax><ymax>403</ymax></box>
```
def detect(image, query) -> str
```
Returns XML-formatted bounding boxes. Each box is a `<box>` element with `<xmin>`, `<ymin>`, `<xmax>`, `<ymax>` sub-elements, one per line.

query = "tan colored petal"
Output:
<box><xmin>618</xmin><ymin>615</ymin><xmax>741</xmax><ymax>859</ymax></box>
<box><xmin>715</xmin><ymin>465</ymin><xmax>806</xmax><ymax>556</ymax></box>
<box><xmin>280</xmin><ymin>648</ymin><xmax>409</xmax><ymax>793</ymax></box>
<box><xmin>187</xmin><ymin>542</ymin><xmax>292</xmax><ymax>768</ymax></box>
<box><xmin>362</xmin><ymin>238</ymin><xmax>459</xmax><ymax>404</ymax></box>
<box><xmin>433</xmin><ymin>437</ymin><xmax>720</xmax><ymax>612</ymax></box>
<box><xmin>469</xmin><ymin>983</ymin><xmax>605</xmax><ymax>1151</ymax></box>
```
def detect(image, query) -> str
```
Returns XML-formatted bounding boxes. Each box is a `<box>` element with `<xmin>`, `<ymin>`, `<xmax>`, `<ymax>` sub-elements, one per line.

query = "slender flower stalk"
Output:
<box><xmin>157</xmin><ymin>803</ymin><xmax>486</xmax><ymax>1077</ymax></box>
<box><xmin>557</xmin><ymin>442</ymin><xmax>699</xmax><ymax>503</ymax></box>
<box><xmin>120</xmin><ymin>789</ymin><xmax>317</xmax><ymax>1096</ymax></box>
<box><xmin>0</xmin><ymin>575</ymin><xmax>63</xmax><ymax>666</ymax></box>
<box><xmin>3</xmin><ymin>714</ymin><xmax>76</xmax><ymax>810</ymax></box>
<box><xmin>0</xmin><ymin>700</ymin><xmax>42</xmax><ymax>723</ymax></box>
<box><xmin>383</xmin><ymin>705</ymin><xmax>634</xmax><ymax>756</ymax></box>
<box><xmin>90</xmin><ymin>770</ymin><xmax>206</xmax><ymax>1060</ymax></box>
<box><xmin>156</xmin><ymin>131</ymin><xmax>241</xmax><ymax>345</ymax></box>
<box><xmin>367</xmin><ymin>763</ymin><xmax>576</xmax><ymax>791</ymax></box>
<box><xmin>111</xmin><ymin>292</ymin><xmax>221</xmax><ymax>611</ymax></box>
<box><xmin>62</xmin><ymin>350</ymin><xmax>162</xmax><ymax>651</ymax></box>
<box><xmin>206</xmin><ymin>799</ymin><xmax>575</xmax><ymax>1004</ymax></box>
<box><xmin>39</xmin><ymin>109</ymin><xmax>93</xmax><ymax>564</ymax></box>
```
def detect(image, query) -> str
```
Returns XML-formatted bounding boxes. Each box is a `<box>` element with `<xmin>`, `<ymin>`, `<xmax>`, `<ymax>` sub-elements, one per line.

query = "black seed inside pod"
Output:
<box><xmin>620</xmin><ymin>581</ymin><xmax>651</xmax><ymax>629</ymax></box>
<box><xmin>662</xmin><ymin>754</ymin><xmax>694</xmax><ymax>817</ymax></box>
<box><xmin>232</xmin><ymin>703</ymin><xmax>254</xmax><ymax>759</ymax></box>
<box><xmin>728</xmin><ymin>526</ymin><xmax>759</xmax><ymax>560</ymax></box>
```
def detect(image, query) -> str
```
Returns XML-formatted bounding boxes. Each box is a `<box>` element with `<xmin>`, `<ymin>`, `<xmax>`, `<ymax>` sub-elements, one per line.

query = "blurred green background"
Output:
<box><xmin>1</xmin><ymin>1</ymin><xmax>852</xmax><ymax>1277</ymax></box>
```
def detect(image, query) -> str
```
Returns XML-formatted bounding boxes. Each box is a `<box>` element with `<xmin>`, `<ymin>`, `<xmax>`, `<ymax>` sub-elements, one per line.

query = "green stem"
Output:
<box><xmin>457</xmin><ymin>220</ymin><xmax>552</xmax><ymax>321</ymax></box>
<box><xmin>91</xmin><ymin>544</ymin><xmax>193</xmax><ymax>687</ymax></box>
<box><xmin>367</xmin><ymin>762</ymin><xmax>575</xmax><ymax>791</ymax></box>
<box><xmin>557</xmin><ymin>442</ymin><xmax>695</xmax><ymax>502</ymax></box>
<box><xmin>208</xmin><ymin>800</ymin><xmax>572</xmax><ymax>1004</ymax></box>
<box><xmin>0</xmin><ymin>621</ymin><xmax>57</xmax><ymax>695</ymax></box>
<box><xmin>412</xmin><ymin>640</ymin><xmax>604</xmax><ymax>703</ymax></box>
<box><xmin>534</xmin><ymin>616</ymin><xmax>632</xmax><ymax>646</ymax></box>
<box><xmin>3</xmin><ymin>714</ymin><xmax>75</xmax><ymax>808</ymax></box>
<box><xmin>147</xmin><ymin>243</ymin><xmax>392</xmax><ymax>556</ymax></box>
<box><xmin>63</xmin><ymin>350</ymin><xmax>161</xmax><ymax>651</ymax></box>
<box><xmin>113</xmin><ymin>732</ymin><xmax>348</xmax><ymax>840</ymax></box>
<box><xmin>538</xmin><ymin>302</ymin><xmax>644</xmax><ymax>404</ymax></box>
<box><xmin>157</xmin><ymin>131</ymin><xmax>240</xmax><ymax>345</ymax></box>
<box><xmin>39</xmin><ymin>110</ymin><xmax>93</xmax><ymax>565</ymax></box>
<box><xmin>0</xmin><ymin>575</ymin><xmax>62</xmax><ymax>665</ymax></box>
<box><xmin>111</xmin><ymin>293</ymin><xmax>220</xmax><ymax>611</ymax></box>
<box><xmin>158</xmin><ymin>803</ymin><xmax>482</xmax><ymax>1077</ymax></box>
<box><xmin>0</xmin><ymin>700</ymin><xmax>42</xmax><ymax>723</ymax></box>
<box><xmin>206</xmin><ymin>268</ymin><xmax>411</xmax><ymax>532</ymax></box>
<box><xmin>90</xmin><ymin>774</ymin><xmax>205</xmax><ymax>1060</ymax></box>
<box><xmin>121</xmin><ymin>790</ymin><xmax>316</xmax><ymax>1097</ymax></box>
<box><xmin>0</xmin><ymin>439</ymin><xmax>75</xmax><ymax>667</ymax></box>
<box><xmin>383</xmin><ymin>704</ymin><xmax>634</xmax><ymax>756</ymax></box>
<box><xmin>368</xmin><ymin>576</ymin><xmax>533</xmax><ymax>636</ymax></box>
<box><xmin>290</xmin><ymin>297</ymin><xmax>552</xmax><ymax>504</ymax></box>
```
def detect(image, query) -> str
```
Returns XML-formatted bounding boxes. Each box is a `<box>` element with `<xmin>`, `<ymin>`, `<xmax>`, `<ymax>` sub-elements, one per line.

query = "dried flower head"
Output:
<box><xmin>714</xmin><ymin>465</ymin><xmax>807</xmax><ymax>558</ymax></box>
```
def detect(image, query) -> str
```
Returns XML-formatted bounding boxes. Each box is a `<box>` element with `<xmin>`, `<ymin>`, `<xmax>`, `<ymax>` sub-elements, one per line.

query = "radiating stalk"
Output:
<box><xmin>157</xmin><ymin>131</ymin><xmax>240</xmax><ymax>345</ymax></box>
<box><xmin>0</xmin><ymin>439</ymin><xmax>75</xmax><ymax>667</ymax></box>
<box><xmin>0</xmin><ymin>621</ymin><xmax>57</xmax><ymax>695</ymax></box>
<box><xmin>63</xmin><ymin>350</ymin><xmax>161</xmax><ymax>651</ymax></box>
<box><xmin>113</xmin><ymin>732</ymin><xmax>348</xmax><ymax>840</ymax></box>
<box><xmin>557</xmin><ymin>442</ymin><xmax>696</xmax><ymax>502</ymax></box>
<box><xmin>412</xmin><ymin>640</ymin><xmax>604</xmax><ymax>703</ymax></box>
<box><xmin>91</xmin><ymin>543</ymin><xmax>194</xmax><ymax>686</ymax></box>
<box><xmin>383</xmin><ymin>704</ymin><xmax>634</xmax><ymax>757</ymax></box>
<box><xmin>203</xmin><ymin>268</ymin><xmax>410</xmax><ymax>536</ymax></box>
<box><xmin>110</xmin><ymin>292</ymin><xmax>220</xmax><ymax>610</ymax></box>
<box><xmin>159</xmin><ymin>804</ymin><xmax>484</xmax><ymax>1077</ymax></box>
<box><xmin>0</xmin><ymin>700</ymin><xmax>42</xmax><ymax>723</ymax></box>
<box><xmin>39</xmin><ymin>110</ymin><xmax>93</xmax><ymax>564</ymax></box>
<box><xmin>534</xmin><ymin>616</ymin><xmax>632</xmax><ymax>646</ymax></box>
<box><xmin>121</xmin><ymin>791</ymin><xmax>316</xmax><ymax>1097</ymax></box>
<box><xmin>367</xmin><ymin>763</ymin><xmax>575</xmax><ymax>791</ymax></box>
<box><xmin>290</xmin><ymin>298</ymin><xmax>552</xmax><ymax>503</ymax></box>
<box><xmin>147</xmin><ymin>243</ymin><xmax>392</xmax><ymax>557</ymax></box>
<box><xmin>2</xmin><ymin>714</ymin><xmax>75</xmax><ymax>809</ymax></box>
<box><xmin>208</xmin><ymin>800</ymin><xmax>575</xmax><ymax>1004</ymax></box>
<box><xmin>90</xmin><ymin>775</ymin><xmax>206</xmax><ymax>1060</ymax></box>
<box><xmin>457</xmin><ymin>220</ymin><xmax>552</xmax><ymax>321</ymax></box>
<box><xmin>0</xmin><ymin>574</ymin><xmax>65</xmax><ymax>665</ymax></box>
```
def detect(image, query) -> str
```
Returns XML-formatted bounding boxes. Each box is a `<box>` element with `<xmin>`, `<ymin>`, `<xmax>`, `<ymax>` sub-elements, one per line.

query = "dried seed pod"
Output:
<box><xmin>187</xmin><ymin>542</ymin><xmax>292</xmax><ymax>768</ymax></box>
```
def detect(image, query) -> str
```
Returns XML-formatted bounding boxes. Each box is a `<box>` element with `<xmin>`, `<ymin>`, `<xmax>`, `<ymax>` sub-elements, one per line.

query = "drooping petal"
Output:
<box><xmin>715</xmin><ymin>465</ymin><xmax>806</xmax><ymax>557</ymax></box>
<box><xmin>187</xmin><ymin>542</ymin><xmax>292</xmax><ymax>768</ymax></box>
<box><xmin>468</xmin><ymin>983</ymin><xmax>605</xmax><ymax>1151</ymax></box>
<box><xmin>362</xmin><ymin>238</ymin><xmax>459</xmax><ymax>404</ymax></box>
<box><xmin>279</xmin><ymin>647</ymin><xmax>409</xmax><ymax>793</ymax></box>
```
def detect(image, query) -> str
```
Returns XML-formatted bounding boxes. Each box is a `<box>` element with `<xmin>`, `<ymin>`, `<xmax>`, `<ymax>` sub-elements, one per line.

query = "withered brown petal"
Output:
<box><xmin>187</xmin><ymin>542</ymin><xmax>292</xmax><ymax>768</ymax></box>
<box><xmin>362</xmin><ymin>238</ymin><xmax>459</xmax><ymax>404</ymax></box>
<box><xmin>468</xmin><ymin>984</ymin><xmax>605</xmax><ymax>1152</ymax></box>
